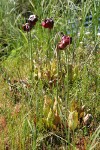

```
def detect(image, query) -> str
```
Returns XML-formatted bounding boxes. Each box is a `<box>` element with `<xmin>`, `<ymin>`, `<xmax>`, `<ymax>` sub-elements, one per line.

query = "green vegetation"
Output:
<box><xmin>0</xmin><ymin>0</ymin><xmax>100</xmax><ymax>149</ymax></box>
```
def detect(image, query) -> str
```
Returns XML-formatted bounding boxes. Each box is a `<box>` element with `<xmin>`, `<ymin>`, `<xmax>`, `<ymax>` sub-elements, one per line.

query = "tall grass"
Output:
<box><xmin>0</xmin><ymin>0</ymin><xmax>100</xmax><ymax>149</ymax></box>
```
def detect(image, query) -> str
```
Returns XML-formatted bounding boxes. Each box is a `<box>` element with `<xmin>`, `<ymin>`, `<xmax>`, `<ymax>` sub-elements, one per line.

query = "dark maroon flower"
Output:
<box><xmin>22</xmin><ymin>23</ymin><xmax>32</xmax><ymax>32</ymax></box>
<box><xmin>41</xmin><ymin>18</ymin><xmax>54</xmax><ymax>29</ymax></box>
<box><xmin>28</xmin><ymin>15</ymin><xmax>38</xmax><ymax>26</ymax></box>
<box><xmin>57</xmin><ymin>35</ymin><xmax>72</xmax><ymax>50</ymax></box>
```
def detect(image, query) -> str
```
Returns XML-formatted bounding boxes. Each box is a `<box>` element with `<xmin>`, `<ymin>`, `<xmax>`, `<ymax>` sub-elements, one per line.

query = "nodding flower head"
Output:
<box><xmin>22</xmin><ymin>23</ymin><xmax>32</xmax><ymax>32</ymax></box>
<box><xmin>41</xmin><ymin>18</ymin><xmax>54</xmax><ymax>29</ymax></box>
<box><xmin>28</xmin><ymin>15</ymin><xmax>38</xmax><ymax>26</ymax></box>
<box><xmin>57</xmin><ymin>35</ymin><xmax>72</xmax><ymax>50</ymax></box>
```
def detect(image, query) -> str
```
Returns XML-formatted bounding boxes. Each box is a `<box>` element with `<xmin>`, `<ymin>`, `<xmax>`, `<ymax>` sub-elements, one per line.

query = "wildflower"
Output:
<box><xmin>57</xmin><ymin>35</ymin><xmax>72</xmax><ymax>50</ymax></box>
<box><xmin>41</xmin><ymin>18</ymin><xmax>54</xmax><ymax>29</ymax></box>
<box><xmin>22</xmin><ymin>23</ymin><xmax>32</xmax><ymax>32</ymax></box>
<box><xmin>85</xmin><ymin>31</ymin><xmax>90</xmax><ymax>35</ymax></box>
<box><xmin>97</xmin><ymin>32</ymin><xmax>100</xmax><ymax>36</ymax></box>
<box><xmin>28</xmin><ymin>15</ymin><xmax>38</xmax><ymax>26</ymax></box>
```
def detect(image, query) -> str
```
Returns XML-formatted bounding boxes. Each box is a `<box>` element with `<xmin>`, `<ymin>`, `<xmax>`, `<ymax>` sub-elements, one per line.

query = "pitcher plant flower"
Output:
<box><xmin>57</xmin><ymin>35</ymin><xmax>72</xmax><ymax>50</ymax></box>
<box><xmin>41</xmin><ymin>18</ymin><xmax>54</xmax><ymax>29</ymax></box>
<box><xmin>22</xmin><ymin>14</ymin><xmax>38</xmax><ymax>32</ymax></box>
<box><xmin>28</xmin><ymin>14</ymin><xmax>38</xmax><ymax>26</ymax></box>
<box><xmin>22</xmin><ymin>23</ymin><xmax>32</xmax><ymax>32</ymax></box>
